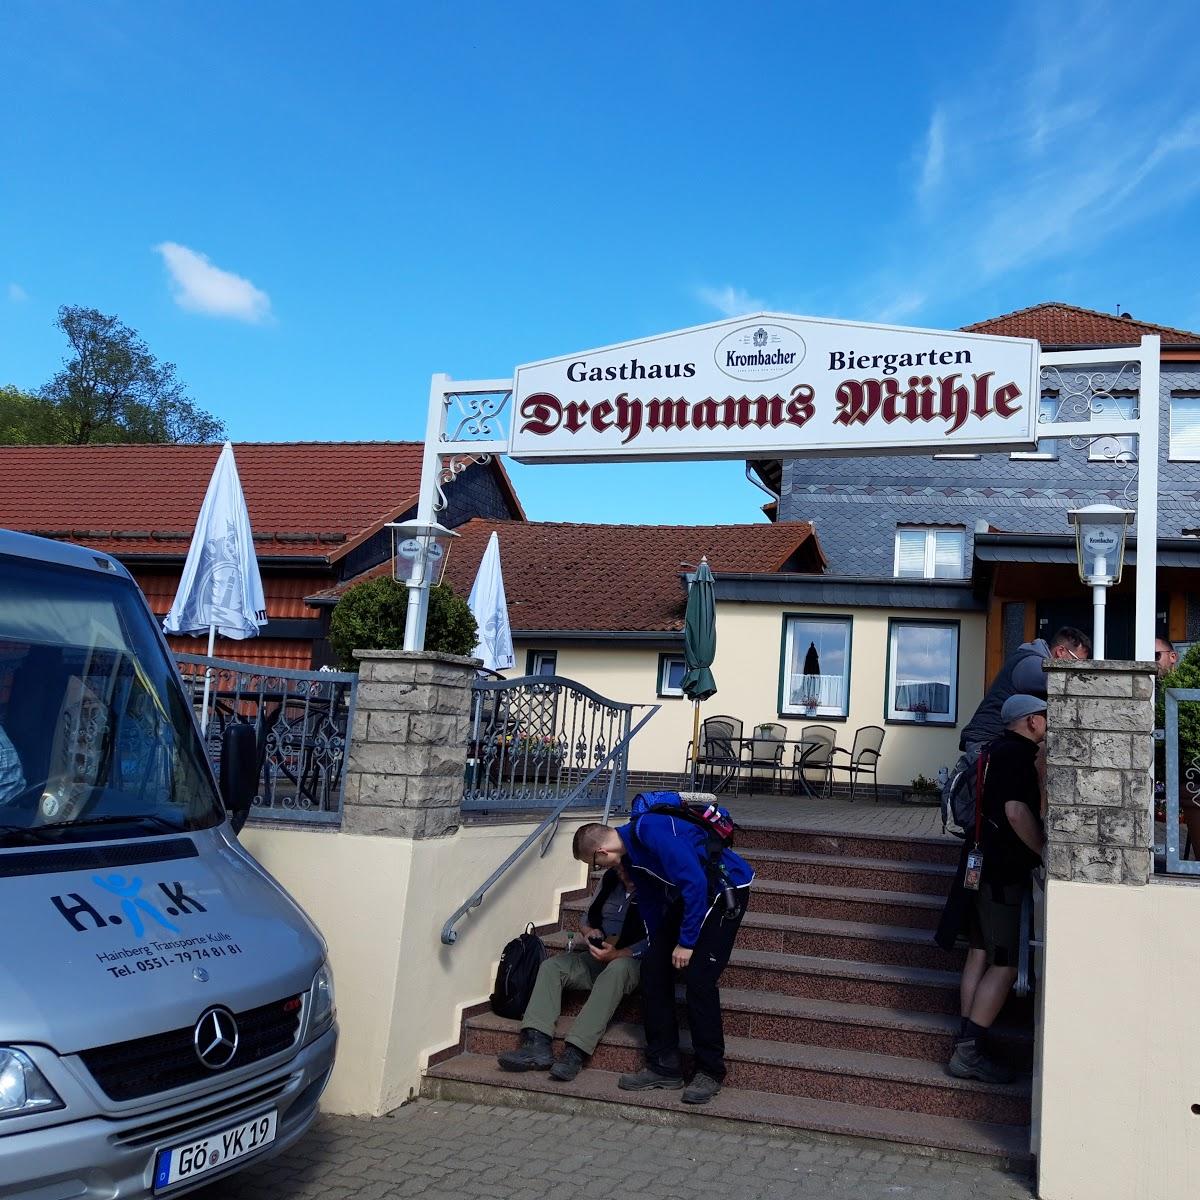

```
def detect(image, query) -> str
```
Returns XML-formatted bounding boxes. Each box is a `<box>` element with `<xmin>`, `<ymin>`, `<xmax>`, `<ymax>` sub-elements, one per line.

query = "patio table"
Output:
<box><xmin>706</xmin><ymin>737</ymin><xmax>828</xmax><ymax>798</ymax></box>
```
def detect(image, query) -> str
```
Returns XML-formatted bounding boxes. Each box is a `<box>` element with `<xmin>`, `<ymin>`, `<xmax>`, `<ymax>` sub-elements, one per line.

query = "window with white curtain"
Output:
<box><xmin>1089</xmin><ymin>393</ymin><xmax>1137</xmax><ymax>462</ymax></box>
<box><xmin>893</xmin><ymin>527</ymin><xmax>965</xmax><ymax>579</ymax></box>
<box><xmin>1170</xmin><ymin>396</ymin><xmax>1200</xmax><ymax>460</ymax></box>
<box><xmin>886</xmin><ymin>620</ymin><xmax>959</xmax><ymax>724</ymax></box>
<box><xmin>1011</xmin><ymin>396</ymin><xmax>1060</xmax><ymax>460</ymax></box>
<box><xmin>781</xmin><ymin>615</ymin><xmax>852</xmax><ymax>718</ymax></box>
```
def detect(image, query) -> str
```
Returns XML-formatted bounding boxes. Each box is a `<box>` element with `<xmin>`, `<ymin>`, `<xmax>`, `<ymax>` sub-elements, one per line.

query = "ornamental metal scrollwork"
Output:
<box><xmin>464</xmin><ymin>674</ymin><xmax>635</xmax><ymax>813</ymax></box>
<box><xmin>174</xmin><ymin>652</ymin><xmax>357</xmax><ymax>825</ymax></box>
<box><xmin>442</xmin><ymin>389</ymin><xmax>513</xmax><ymax>443</ymax></box>
<box><xmin>1038</xmin><ymin>362</ymin><xmax>1141</xmax><ymax>501</ymax></box>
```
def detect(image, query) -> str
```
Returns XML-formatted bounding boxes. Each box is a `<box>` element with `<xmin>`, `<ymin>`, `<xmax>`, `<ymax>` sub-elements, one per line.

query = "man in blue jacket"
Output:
<box><xmin>572</xmin><ymin>806</ymin><xmax>753</xmax><ymax>1105</ymax></box>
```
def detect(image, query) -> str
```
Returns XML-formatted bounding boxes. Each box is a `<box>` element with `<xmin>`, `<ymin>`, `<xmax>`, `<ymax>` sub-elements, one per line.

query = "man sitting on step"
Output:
<box><xmin>573</xmin><ymin>814</ymin><xmax>753</xmax><ymax>1106</ymax></box>
<box><xmin>498</xmin><ymin>858</ymin><xmax>646</xmax><ymax>1082</ymax></box>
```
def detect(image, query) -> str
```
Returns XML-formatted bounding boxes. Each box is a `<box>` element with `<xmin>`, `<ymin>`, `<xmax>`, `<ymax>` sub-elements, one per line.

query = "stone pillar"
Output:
<box><xmin>1043</xmin><ymin>660</ymin><xmax>1155</xmax><ymax>885</ymax></box>
<box><xmin>343</xmin><ymin>650</ymin><xmax>477</xmax><ymax>839</ymax></box>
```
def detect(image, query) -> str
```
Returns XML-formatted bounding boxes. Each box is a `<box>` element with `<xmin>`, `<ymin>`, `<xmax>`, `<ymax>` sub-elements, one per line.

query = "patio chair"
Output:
<box><xmin>829</xmin><ymin>725</ymin><xmax>886</xmax><ymax>802</ymax></box>
<box><xmin>740</xmin><ymin>722</ymin><xmax>787</xmax><ymax>795</ymax></box>
<box><xmin>791</xmin><ymin>725</ymin><xmax>835</xmax><ymax>797</ymax></box>
<box><xmin>684</xmin><ymin>715</ymin><xmax>744</xmax><ymax>791</ymax></box>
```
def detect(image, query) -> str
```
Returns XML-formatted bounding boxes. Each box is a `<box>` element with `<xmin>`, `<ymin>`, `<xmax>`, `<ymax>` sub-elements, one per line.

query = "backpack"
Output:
<box><xmin>941</xmin><ymin>747</ymin><xmax>991</xmax><ymax>837</ymax></box>
<box><xmin>629</xmin><ymin>790</ymin><xmax>737</xmax><ymax>849</ymax></box>
<box><xmin>488</xmin><ymin>923</ymin><xmax>545</xmax><ymax>1019</ymax></box>
<box><xmin>629</xmin><ymin>791</ymin><xmax>740</xmax><ymax>910</ymax></box>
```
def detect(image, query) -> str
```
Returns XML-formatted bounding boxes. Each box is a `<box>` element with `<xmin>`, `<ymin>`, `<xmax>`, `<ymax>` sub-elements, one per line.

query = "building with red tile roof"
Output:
<box><xmin>962</xmin><ymin>301</ymin><xmax>1200</xmax><ymax>350</ymax></box>
<box><xmin>310</xmin><ymin>518</ymin><xmax>824</xmax><ymax>637</ymax></box>
<box><xmin>0</xmin><ymin>442</ymin><xmax>524</xmax><ymax>668</ymax></box>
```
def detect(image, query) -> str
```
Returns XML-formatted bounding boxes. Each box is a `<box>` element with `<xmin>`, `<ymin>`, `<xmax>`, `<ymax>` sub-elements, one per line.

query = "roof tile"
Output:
<box><xmin>962</xmin><ymin>301</ymin><xmax>1200</xmax><ymax>346</ymax></box>
<box><xmin>314</xmin><ymin>518</ymin><xmax>824</xmax><ymax>633</ymax></box>
<box><xmin>0</xmin><ymin>442</ymin><xmax>520</xmax><ymax>560</ymax></box>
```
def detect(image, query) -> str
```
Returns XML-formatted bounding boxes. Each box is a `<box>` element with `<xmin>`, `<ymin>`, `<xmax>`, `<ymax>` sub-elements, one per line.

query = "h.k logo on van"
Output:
<box><xmin>50</xmin><ymin>874</ymin><xmax>207</xmax><ymax>934</ymax></box>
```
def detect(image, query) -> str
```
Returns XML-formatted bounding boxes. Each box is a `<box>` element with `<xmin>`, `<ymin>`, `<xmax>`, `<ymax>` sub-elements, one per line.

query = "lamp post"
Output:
<box><xmin>388</xmin><ymin>520</ymin><xmax>459</xmax><ymax>652</ymax></box>
<box><xmin>1067</xmin><ymin>504</ymin><xmax>1132</xmax><ymax>660</ymax></box>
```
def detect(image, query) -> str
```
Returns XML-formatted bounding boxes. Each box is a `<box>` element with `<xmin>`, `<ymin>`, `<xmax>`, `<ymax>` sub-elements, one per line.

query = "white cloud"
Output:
<box><xmin>696</xmin><ymin>284</ymin><xmax>767</xmax><ymax>318</ymax></box>
<box><xmin>874</xmin><ymin>292</ymin><xmax>928</xmax><ymax>325</ymax></box>
<box><xmin>917</xmin><ymin>108</ymin><xmax>946</xmax><ymax>208</ymax></box>
<box><xmin>7</xmin><ymin>283</ymin><xmax>27</xmax><ymax>302</ymax></box>
<box><xmin>849</xmin><ymin>1</ymin><xmax>1200</xmax><ymax>316</ymax></box>
<box><xmin>154</xmin><ymin>242</ymin><xmax>272</xmax><ymax>323</ymax></box>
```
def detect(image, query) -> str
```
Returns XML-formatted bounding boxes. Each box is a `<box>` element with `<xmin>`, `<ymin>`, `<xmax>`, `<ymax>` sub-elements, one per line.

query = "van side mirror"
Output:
<box><xmin>220</xmin><ymin>722</ymin><xmax>258</xmax><ymax>834</ymax></box>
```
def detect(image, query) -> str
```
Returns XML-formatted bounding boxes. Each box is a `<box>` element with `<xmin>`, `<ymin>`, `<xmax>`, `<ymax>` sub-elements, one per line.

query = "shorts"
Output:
<box><xmin>967</xmin><ymin>882</ymin><xmax>1028</xmax><ymax>968</ymax></box>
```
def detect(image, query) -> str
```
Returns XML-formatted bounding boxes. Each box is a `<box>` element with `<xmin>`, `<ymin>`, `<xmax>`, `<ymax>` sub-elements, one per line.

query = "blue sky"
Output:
<box><xmin>2</xmin><ymin>0</ymin><xmax>1198</xmax><ymax>525</ymax></box>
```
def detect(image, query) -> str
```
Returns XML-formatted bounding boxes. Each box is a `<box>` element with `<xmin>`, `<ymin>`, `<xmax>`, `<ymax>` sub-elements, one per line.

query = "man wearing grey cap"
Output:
<box><xmin>940</xmin><ymin>693</ymin><xmax>1047</xmax><ymax>1085</ymax></box>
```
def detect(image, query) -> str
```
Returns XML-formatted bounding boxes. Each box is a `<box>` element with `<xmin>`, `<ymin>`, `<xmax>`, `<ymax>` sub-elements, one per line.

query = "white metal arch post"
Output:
<box><xmin>404</xmin><ymin>322</ymin><xmax>1161</xmax><ymax>662</ymax></box>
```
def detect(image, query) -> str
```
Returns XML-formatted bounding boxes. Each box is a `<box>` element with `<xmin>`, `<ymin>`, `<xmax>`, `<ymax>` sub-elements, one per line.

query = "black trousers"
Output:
<box><xmin>641</xmin><ymin>887</ymin><xmax>748</xmax><ymax>1081</ymax></box>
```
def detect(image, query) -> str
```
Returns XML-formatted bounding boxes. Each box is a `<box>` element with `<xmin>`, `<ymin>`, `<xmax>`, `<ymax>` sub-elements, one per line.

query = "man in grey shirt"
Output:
<box><xmin>959</xmin><ymin>626</ymin><xmax>1091</xmax><ymax>753</ymax></box>
<box><xmin>498</xmin><ymin>859</ymin><xmax>646</xmax><ymax>1082</ymax></box>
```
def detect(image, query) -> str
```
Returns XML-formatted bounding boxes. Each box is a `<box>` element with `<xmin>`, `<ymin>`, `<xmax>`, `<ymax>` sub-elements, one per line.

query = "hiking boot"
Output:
<box><xmin>946</xmin><ymin>1039</ymin><xmax>1016</xmax><ymax>1085</ymax></box>
<box><xmin>681</xmin><ymin>1071</ymin><xmax>722</xmax><ymax>1105</ymax></box>
<box><xmin>498</xmin><ymin>1028</ymin><xmax>554</xmax><ymax>1072</ymax></box>
<box><xmin>549</xmin><ymin>1043</ymin><xmax>587</xmax><ymax>1082</ymax></box>
<box><xmin>617</xmin><ymin>1066</ymin><xmax>684</xmax><ymax>1091</ymax></box>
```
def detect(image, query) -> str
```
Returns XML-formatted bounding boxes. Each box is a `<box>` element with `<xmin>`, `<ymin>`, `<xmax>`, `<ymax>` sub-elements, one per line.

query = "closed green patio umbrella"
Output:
<box><xmin>682</xmin><ymin>557</ymin><xmax>717</xmax><ymax>787</ymax></box>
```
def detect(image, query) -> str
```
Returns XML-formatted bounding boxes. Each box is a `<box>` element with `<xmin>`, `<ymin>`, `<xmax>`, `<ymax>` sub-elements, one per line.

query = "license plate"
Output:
<box><xmin>153</xmin><ymin>1110</ymin><xmax>277</xmax><ymax>1191</ymax></box>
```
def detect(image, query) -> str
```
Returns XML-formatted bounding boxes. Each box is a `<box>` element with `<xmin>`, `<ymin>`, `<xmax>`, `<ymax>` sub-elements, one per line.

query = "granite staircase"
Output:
<box><xmin>422</xmin><ymin>823</ymin><xmax>1033</xmax><ymax>1168</ymax></box>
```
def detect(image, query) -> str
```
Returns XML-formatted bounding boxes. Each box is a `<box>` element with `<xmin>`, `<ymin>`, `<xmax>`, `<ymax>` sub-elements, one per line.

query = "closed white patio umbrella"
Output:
<box><xmin>163</xmin><ymin>441</ymin><xmax>267</xmax><ymax>730</ymax></box>
<box><xmin>467</xmin><ymin>531</ymin><xmax>515</xmax><ymax>672</ymax></box>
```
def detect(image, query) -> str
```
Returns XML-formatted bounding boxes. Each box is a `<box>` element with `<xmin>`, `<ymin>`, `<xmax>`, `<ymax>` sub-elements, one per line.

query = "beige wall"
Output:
<box><xmin>1038</xmin><ymin>877</ymin><xmax>1200</xmax><ymax>1199</ymax></box>
<box><xmin>515</xmin><ymin>601</ymin><xmax>986</xmax><ymax>788</ymax></box>
<box><xmin>241</xmin><ymin>820</ymin><xmax>588</xmax><ymax>1115</ymax></box>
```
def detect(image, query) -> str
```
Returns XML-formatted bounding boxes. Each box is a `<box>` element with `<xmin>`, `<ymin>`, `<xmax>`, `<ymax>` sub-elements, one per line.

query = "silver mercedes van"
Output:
<box><xmin>0</xmin><ymin>530</ymin><xmax>337</xmax><ymax>1197</ymax></box>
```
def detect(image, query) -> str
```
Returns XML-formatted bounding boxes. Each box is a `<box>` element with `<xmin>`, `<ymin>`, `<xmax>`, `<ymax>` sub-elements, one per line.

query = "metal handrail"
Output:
<box><xmin>441</xmin><ymin>703</ymin><xmax>659</xmax><ymax>945</ymax></box>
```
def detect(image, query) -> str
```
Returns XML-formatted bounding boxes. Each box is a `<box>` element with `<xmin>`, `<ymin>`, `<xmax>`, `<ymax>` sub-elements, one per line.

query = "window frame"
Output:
<box><xmin>1088</xmin><ymin>392</ymin><xmax>1138</xmax><ymax>463</ymax></box>
<box><xmin>525</xmin><ymin>649</ymin><xmax>557</xmax><ymax>677</ymax></box>
<box><xmin>883</xmin><ymin>617</ymin><xmax>961</xmax><ymax>727</ymax></box>
<box><xmin>656</xmin><ymin>652</ymin><xmax>687</xmax><ymax>698</ymax></box>
<box><xmin>1010</xmin><ymin>395</ymin><xmax>1061</xmax><ymax>461</ymax></box>
<box><xmin>1169</xmin><ymin>394</ymin><xmax>1200</xmax><ymax>462</ymax></box>
<box><xmin>777</xmin><ymin>612</ymin><xmax>854</xmax><ymax>722</ymax></box>
<box><xmin>893</xmin><ymin>526</ymin><xmax>966</xmax><ymax>580</ymax></box>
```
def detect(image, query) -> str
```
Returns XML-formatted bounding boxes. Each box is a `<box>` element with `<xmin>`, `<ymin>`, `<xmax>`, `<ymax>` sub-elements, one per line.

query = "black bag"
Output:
<box><xmin>488</xmin><ymin>923</ymin><xmax>545</xmax><ymax>1019</ymax></box>
<box><xmin>941</xmin><ymin>747</ymin><xmax>990</xmax><ymax>836</ymax></box>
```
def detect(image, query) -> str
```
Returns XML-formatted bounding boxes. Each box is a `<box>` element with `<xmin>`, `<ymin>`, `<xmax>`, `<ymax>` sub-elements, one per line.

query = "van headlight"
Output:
<box><xmin>0</xmin><ymin>1049</ymin><xmax>63</xmax><ymax>1119</ymax></box>
<box><xmin>309</xmin><ymin>962</ymin><xmax>335</xmax><ymax>1031</ymax></box>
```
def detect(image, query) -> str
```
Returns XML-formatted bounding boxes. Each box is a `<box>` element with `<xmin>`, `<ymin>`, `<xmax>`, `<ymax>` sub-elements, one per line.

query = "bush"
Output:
<box><xmin>328</xmin><ymin>577</ymin><xmax>477</xmax><ymax>670</ymax></box>
<box><xmin>1157</xmin><ymin>642</ymin><xmax>1200</xmax><ymax>795</ymax></box>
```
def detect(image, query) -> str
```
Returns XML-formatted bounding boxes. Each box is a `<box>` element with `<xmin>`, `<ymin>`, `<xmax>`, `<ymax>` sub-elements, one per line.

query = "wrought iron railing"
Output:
<box><xmin>463</xmin><ymin>674</ymin><xmax>638</xmax><ymax>813</ymax></box>
<box><xmin>1164</xmin><ymin>688</ymin><xmax>1200</xmax><ymax>875</ymax></box>
<box><xmin>174</xmin><ymin>652</ymin><xmax>358</xmax><ymax>825</ymax></box>
<box><xmin>442</xmin><ymin>698</ymin><xmax>660</xmax><ymax>945</ymax></box>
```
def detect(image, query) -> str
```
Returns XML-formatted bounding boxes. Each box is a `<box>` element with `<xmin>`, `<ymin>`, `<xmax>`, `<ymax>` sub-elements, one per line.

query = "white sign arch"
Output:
<box><xmin>406</xmin><ymin>313</ymin><xmax>1160</xmax><ymax>660</ymax></box>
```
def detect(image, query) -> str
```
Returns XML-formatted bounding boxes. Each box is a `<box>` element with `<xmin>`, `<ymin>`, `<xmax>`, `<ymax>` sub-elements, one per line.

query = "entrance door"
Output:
<box><xmin>1035</xmin><ymin>597</ymin><xmax>1135</xmax><ymax>659</ymax></box>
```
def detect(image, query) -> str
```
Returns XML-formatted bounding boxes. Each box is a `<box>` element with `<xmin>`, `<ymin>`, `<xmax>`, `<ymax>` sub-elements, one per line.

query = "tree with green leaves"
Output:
<box><xmin>0</xmin><ymin>385</ymin><xmax>54</xmax><ymax>444</ymax></box>
<box><xmin>328</xmin><ymin>577</ymin><xmax>478</xmax><ymax>670</ymax></box>
<box><xmin>0</xmin><ymin>305</ymin><xmax>225</xmax><ymax>445</ymax></box>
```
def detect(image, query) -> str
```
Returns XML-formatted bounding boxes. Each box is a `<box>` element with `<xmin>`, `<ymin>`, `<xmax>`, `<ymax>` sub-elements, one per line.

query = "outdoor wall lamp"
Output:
<box><xmin>1067</xmin><ymin>503</ymin><xmax>1132</xmax><ymax>659</ymax></box>
<box><xmin>388</xmin><ymin>520</ymin><xmax>458</xmax><ymax>651</ymax></box>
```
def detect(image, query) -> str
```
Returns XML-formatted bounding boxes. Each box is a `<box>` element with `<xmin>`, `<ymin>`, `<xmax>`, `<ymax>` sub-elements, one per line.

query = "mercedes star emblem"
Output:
<box><xmin>193</xmin><ymin>1006</ymin><xmax>239</xmax><ymax>1070</ymax></box>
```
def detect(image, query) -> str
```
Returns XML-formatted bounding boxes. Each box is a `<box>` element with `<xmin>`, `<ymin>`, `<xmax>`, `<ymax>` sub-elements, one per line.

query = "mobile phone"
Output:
<box><xmin>588</xmin><ymin>934</ymin><xmax>606</xmax><ymax>948</ymax></box>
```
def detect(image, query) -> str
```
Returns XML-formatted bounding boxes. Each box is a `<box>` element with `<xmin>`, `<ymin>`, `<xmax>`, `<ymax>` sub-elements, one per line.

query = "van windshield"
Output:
<box><xmin>0</xmin><ymin>556</ymin><xmax>223</xmax><ymax>846</ymax></box>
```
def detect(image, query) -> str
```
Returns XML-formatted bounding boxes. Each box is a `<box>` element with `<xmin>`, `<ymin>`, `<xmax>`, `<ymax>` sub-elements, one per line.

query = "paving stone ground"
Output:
<box><xmin>198</xmin><ymin>1100</ymin><xmax>1034</xmax><ymax>1200</ymax></box>
<box><xmin>728</xmin><ymin>792</ymin><xmax>947</xmax><ymax>839</ymax></box>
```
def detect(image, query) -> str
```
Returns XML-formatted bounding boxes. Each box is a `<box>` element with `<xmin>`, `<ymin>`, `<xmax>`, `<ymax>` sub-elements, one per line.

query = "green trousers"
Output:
<box><xmin>522</xmin><ymin>951</ymin><xmax>641</xmax><ymax>1056</ymax></box>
